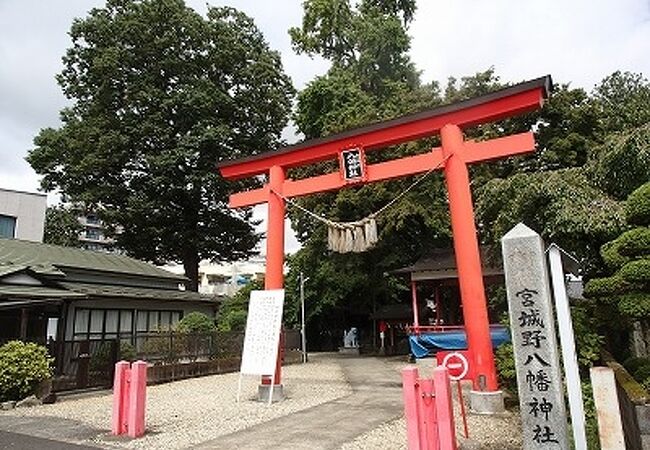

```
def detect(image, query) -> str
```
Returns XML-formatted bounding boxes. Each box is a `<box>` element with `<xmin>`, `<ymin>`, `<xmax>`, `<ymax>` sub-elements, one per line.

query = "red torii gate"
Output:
<box><xmin>219</xmin><ymin>75</ymin><xmax>552</xmax><ymax>394</ymax></box>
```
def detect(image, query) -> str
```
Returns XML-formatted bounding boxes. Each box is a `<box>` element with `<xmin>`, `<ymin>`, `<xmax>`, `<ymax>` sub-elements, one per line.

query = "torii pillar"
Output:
<box><xmin>218</xmin><ymin>76</ymin><xmax>552</xmax><ymax>409</ymax></box>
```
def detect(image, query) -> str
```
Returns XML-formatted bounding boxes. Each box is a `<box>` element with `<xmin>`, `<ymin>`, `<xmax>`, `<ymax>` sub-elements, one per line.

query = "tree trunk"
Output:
<box><xmin>183</xmin><ymin>250</ymin><xmax>200</xmax><ymax>292</ymax></box>
<box><xmin>630</xmin><ymin>320</ymin><xmax>650</xmax><ymax>358</ymax></box>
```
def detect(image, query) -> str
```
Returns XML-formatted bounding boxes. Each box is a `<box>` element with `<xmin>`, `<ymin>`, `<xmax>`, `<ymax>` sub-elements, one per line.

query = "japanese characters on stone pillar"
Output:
<box><xmin>501</xmin><ymin>223</ymin><xmax>569</xmax><ymax>449</ymax></box>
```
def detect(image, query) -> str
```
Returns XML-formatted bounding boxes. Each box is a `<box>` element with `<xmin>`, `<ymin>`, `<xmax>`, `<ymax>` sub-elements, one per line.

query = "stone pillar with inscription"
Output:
<box><xmin>501</xmin><ymin>223</ymin><xmax>569</xmax><ymax>449</ymax></box>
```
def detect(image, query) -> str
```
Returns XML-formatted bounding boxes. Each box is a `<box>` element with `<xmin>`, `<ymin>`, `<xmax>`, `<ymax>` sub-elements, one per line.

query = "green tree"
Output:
<box><xmin>27</xmin><ymin>0</ymin><xmax>294</xmax><ymax>290</ymax></box>
<box><xmin>593</xmin><ymin>71</ymin><xmax>650</xmax><ymax>135</ymax></box>
<box><xmin>476</xmin><ymin>169</ymin><xmax>626</xmax><ymax>277</ymax></box>
<box><xmin>584</xmin><ymin>182</ymin><xmax>650</xmax><ymax>354</ymax></box>
<box><xmin>286</xmin><ymin>0</ymin><xmax>449</xmax><ymax>339</ymax></box>
<box><xmin>43</xmin><ymin>205</ymin><xmax>84</xmax><ymax>247</ymax></box>
<box><xmin>589</xmin><ymin>124</ymin><xmax>650</xmax><ymax>200</ymax></box>
<box><xmin>176</xmin><ymin>311</ymin><xmax>216</xmax><ymax>333</ymax></box>
<box><xmin>217</xmin><ymin>278</ymin><xmax>263</xmax><ymax>332</ymax></box>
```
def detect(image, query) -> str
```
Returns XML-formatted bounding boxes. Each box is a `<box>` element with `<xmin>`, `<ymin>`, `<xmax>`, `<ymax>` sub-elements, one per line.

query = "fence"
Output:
<box><xmin>49</xmin><ymin>329</ymin><xmax>302</xmax><ymax>392</ymax></box>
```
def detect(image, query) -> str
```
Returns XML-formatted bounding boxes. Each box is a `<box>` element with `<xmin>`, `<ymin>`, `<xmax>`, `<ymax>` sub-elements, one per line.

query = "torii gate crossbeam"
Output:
<box><xmin>219</xmin><ymin>76</ymin><xmax>552</xmax><ymax>395</ymax></box>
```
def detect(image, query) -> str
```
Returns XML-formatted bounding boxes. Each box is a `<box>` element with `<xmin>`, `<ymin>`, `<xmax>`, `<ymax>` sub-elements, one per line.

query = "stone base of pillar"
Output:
<box><xmin>338</xmin><ymin>347</ymin><xmax>360</xmax><ymax>356</ymax></box>
<box><xmin>257</xmin><ymin>384</ymin><xmax>285</xmax><ymax>403</ymax></box>
<box><xmin>469</xmin><ymin>390</ymin><xmax>505</xmax><ymax>415</ymax></box>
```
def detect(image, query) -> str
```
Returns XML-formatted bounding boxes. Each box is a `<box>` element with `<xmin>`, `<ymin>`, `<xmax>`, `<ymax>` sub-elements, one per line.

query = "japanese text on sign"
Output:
<box><xmin>340</xmin><ymin>148</ymin><xmax>365</xmax><ymax>182</ymax></box>
<box><xmin>240</xmin><ymin>289</ymin><xmax>284</xmax><ymax>376</ymax></box>
<box><xmin>515</xmin><ymin>288</ymin><xmax>560</xmax><ymax>445</ymax></box>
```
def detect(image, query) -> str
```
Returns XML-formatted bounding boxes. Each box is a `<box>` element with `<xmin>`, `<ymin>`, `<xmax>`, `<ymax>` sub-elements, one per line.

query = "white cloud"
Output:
<box><xmin>411</xmin><ymin>0</ymin><xmax>650</xmax><ymax>89</ymax></box>
<box><xmin>0</xmin><ymin>0</ymin><xmax>648</xmax><ymax>254</ymax></box>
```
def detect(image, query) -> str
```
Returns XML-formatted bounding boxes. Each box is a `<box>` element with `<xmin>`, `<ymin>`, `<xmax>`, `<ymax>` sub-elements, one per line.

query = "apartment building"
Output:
<box><xmin>0</xmin><ymin>188</ymin><xmax>47</xmax><ymax>242</ymax></box>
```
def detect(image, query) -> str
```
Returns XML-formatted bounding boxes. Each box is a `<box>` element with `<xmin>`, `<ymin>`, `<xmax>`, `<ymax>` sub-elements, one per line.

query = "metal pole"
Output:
<box><xmin>300</xmin><ymin>272</ymin><xmax>309</xmax><ymax>363</ymax></box>
<box><xmin>548</xmin><ymin>245</ymin><xmax>587</xmax><ymax>450</ymax></box>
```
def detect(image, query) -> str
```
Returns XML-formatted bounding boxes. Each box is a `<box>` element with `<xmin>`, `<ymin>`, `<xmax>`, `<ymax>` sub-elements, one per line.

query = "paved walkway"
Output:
<box><xmin>0</xmin><ymin>430</ymin><xmax>99</xmax><ymax>450</ymax></box>
<box><xmin>193</xmin><ymin>356</ymin><xmax>404</xmax><ymax>450</ymax></box>
<box><xmin>0</xmin><ymin>415</ymin><xmax>101</xmax><ymax>449</ymax></box>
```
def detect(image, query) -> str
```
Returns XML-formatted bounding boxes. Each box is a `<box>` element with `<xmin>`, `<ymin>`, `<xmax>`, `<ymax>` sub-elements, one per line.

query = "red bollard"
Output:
<box><xmin>112</xmin><ymin>361</ymin><xmax>130</xmax><ymax>435</ymax></box>
<box><xmin>419</xmin><ymin>378</ymin><xmax>439</xmax><ymax>450</ymax></box>
<box><xmin>402</xmin><ymin>366</ymin><xmax>422</xmax><ymax>450</ymax></box>
<box><xmin>402</xmin><ymin>365</ymin><xmax>458</xmax><ymax>450</ymax></box>
<box><xmin>433</xmin><ymin>367</ymin><xmax>457</xmax><ymax>450</ymax></box>
<box><xmin>112</xmin><ymin>360</ymin><xmax>147</xmax><ymax>438</ymax></box>
<box><xmin>128</xmin><ymin>361</ymin><xmax>147</xmax><ymax>438</ymax></box>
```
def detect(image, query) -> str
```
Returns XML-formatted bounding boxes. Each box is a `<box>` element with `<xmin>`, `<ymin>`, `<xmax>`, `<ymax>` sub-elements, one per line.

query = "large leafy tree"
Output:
<box><xmin>43</xmin><ymin>205</ymin><xmax>84</xmax><ymax>248</ymax></box>
<box><xmin>475</xmin><ymin>73</ymin><xmax>650</xmax><ymax>278</ymax></box>
<box><xmin>27</xmin><ymin>0</ymin><xmax>294</xmax><ymax>290</ymax></box>
<box><xmin>284</xmin><ymin>0</ymin><xmax>454</xmax><ymax>345</ymax></box>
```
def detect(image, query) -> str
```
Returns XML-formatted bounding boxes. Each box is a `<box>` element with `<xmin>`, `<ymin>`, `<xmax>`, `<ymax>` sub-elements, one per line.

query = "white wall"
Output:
<box><xmin>0</xmin><ymin>188</ymin><xmax>46</xmax><ymax>242</ymax></box>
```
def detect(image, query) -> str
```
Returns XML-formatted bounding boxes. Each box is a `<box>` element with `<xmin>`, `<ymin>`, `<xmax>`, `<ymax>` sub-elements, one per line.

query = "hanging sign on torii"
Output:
<box><xmin>218</xmin><ymin>76</ymin><xmax>552</xmax><ymax>393</ymax></box>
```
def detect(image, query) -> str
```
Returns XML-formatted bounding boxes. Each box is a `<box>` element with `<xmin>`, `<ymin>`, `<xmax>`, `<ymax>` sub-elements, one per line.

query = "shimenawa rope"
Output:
<box><xmin>271</xmin><ymin>155</ymin><xmax>450</xmax><ymax>253</ymax></box>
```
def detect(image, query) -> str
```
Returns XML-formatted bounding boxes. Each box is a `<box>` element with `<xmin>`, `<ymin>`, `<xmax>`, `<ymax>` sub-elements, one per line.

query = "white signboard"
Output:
<box><xmin>240</xmin><ymin>289</ymin><xmax>285</xmax><ymax>376</ymax></box>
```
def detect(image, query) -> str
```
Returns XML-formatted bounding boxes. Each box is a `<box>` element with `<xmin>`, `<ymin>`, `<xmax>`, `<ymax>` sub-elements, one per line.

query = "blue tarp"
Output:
<box><xmin>408</xmin><ymin>327</ymin><xmax>511</xmax><ymax>358</ymax></box>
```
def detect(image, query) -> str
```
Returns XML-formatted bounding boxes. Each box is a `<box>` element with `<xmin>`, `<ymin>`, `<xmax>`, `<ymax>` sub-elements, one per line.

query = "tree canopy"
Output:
<box><xmin>284</xmin><ymin>0</ymin><xmax>650</xmax><ymax>347</ymax></box>
<box><xmin>27</xmin><ymin>0</ymin><xmax>294</xmax><ymax>290</ymax></box>
<box><xmin>43</xmin><ymin>205</ymin><xmax>84</xmax><ymax>248</ymax></box>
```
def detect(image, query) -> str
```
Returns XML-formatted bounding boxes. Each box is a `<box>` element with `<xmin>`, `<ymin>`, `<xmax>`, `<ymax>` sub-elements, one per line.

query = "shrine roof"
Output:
<box><xmin>218</xmin><ymin>75</ymin><xmax>552</xmax><ymax>178</ymax></box>
<box><xmin>393</xmin><ymin>246</ymin><xmax>504</xmax><ymax>282</ymax></box>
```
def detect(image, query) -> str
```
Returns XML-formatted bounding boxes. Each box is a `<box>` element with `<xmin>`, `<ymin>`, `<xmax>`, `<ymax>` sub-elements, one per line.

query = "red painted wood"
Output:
<box><xmin>463</xmin><ymin>132</ymin><xmax>535</xmax><ymax>163</ymax></box>
<box><xmin>229</xmin><ymin>150</ymin><xmax>446</xmax><ymax>208</ymax></box>
<box><xmin>219</xmin><ymin>89</ymin><xmax>544</xmax><ymax>179</ymax></box>
<box><xmin>127</xmin><ymin>361</ymin><xmax>147</xmax><ymax>438</ymax></box>
<box><xmin>419</xmin><ymin>378</ymin><xmax>439</xmax><ymax>450</ymax></box>
<box><xmin>111</xmin><ymin>361</ymin><xmax>130</xmax><ymax>435</ymax></box>
<box><xmin>227</xmin><ymin>131</ymin><xmax>532</xmax><ymax>208</ymax></box>
<box><xmin>411</xmin><ymin>281</ymin><xmax>420</xmax><ymax>328</ymax></box>
<box><xmin>440</xmin><ymin>124</ymin><xmax>498</xmax><ymax>392</ymax></box>
<box><xmin>402</xmin><ymin>366</ymin><xmax>423</xmax><ymax>450</ymax></box>
<box><xmin>263</xmin><ymin>165</ymin><xmax>285</xmax><ymax>387</ymax></box>
<box><xmin>433</xmin><ymin>367</ymin><xmax>457</xmax><ymax>450</ymax></box>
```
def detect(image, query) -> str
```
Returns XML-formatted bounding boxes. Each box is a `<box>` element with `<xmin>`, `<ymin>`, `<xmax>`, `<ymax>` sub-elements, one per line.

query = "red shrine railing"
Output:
<box><xmin>407</xmin><ymin>324</ymin><xmax>506</xmax><ymax>335</ymax></box>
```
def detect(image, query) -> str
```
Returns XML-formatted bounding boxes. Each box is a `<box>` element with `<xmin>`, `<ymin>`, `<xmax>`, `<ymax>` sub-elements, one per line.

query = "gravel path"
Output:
<box><xmin>2</xmin><ymin>355</ymin><xmax>523</xmax><ymax>450</ymax></box>
<box><xmin>2</xmin><ymin>355</ymin><xmax>351</xmax><ymax>449</ymax></box>
<box><xmin>340</xmin><ymin>358</ymin><xmax>523</xmax><ymax>450</ymax></box>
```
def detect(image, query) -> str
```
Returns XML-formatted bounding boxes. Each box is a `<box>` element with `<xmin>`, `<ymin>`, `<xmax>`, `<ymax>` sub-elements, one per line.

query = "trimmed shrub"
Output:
<box><xmin>495</xmin><ymin>343</ymin><xmax>517</xmax><ymax>395</ymax></box>
<box><xmin>89</xmin><ymin>341</ymin><xmax>136</xmax><ymax>372</ymax></box>
<box><xmin>0</xmin><ymin>341</ymin><xmax>53</xmax><ymax>402</ymax></box>
<box><xmin>625</xmin><ymin>181</ymin><xmax>650</xmax><ymax>225</ymax></box>
<box><xmin>176</xmin><ymin>312</ymin><xmax>216</xmax><ymax>334</ymax></box>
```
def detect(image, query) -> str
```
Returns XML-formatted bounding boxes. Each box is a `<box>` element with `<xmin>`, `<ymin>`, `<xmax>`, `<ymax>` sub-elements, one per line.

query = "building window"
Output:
<box><xmin>0</xmin><ymin>215</ymin><xmax>16</xmax><ymax>239</ymax></box>
<box><xmin>86</xmin><ymin>214</ymin><xmax>100</xmax><ymax>225</ymax></box>
<box><xmin>85</xmin><ymin>228</ymin><xmax>101</xmax><ymax>240</ymax></box>
<box><xmin>73</xmin><ymin>308</ymin><xmax>183</xmax><ymax>342</ymax></box>
<box><xmin>135</xmin><ymin>309</ymin><xmax>182</xmax><ymax>332</ymax></box>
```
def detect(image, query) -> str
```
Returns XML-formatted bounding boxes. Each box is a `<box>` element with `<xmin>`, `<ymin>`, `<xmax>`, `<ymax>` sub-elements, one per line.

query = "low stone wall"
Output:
<box><xmin>603</xmin><ymin>353</ymin><xmax>650</xmax><ymax>449</ymax></box>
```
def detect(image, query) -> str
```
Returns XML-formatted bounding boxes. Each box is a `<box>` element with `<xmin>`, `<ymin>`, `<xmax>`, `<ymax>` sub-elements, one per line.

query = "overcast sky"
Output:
<box><xmin>1</xmin><ymin>0</ymin><xmax>648</xmax><ymax>252</ymax></box>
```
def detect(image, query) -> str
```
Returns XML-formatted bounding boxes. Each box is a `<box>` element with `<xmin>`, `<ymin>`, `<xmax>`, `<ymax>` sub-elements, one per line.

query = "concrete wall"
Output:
<box><xmin>0</xmin><ymin>188</ymin><xmax>46</xmax><ymax>242</ymax></box>
<box><xmin>604</xmin><ymin>356</ymin><xmax>650</xmax><ymax>449</ymax></box>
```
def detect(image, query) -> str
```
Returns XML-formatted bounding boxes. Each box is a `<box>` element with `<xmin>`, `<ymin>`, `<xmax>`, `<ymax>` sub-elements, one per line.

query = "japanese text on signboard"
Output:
<box><xmin>240</xmin><ymin>289</ymin><xmax>284</xmax><ymax>376</ymax></box>
<box><xmin>340</xmin><ymin>147</ymin><xmax>365</xmax><ymax>182</ymax></box>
